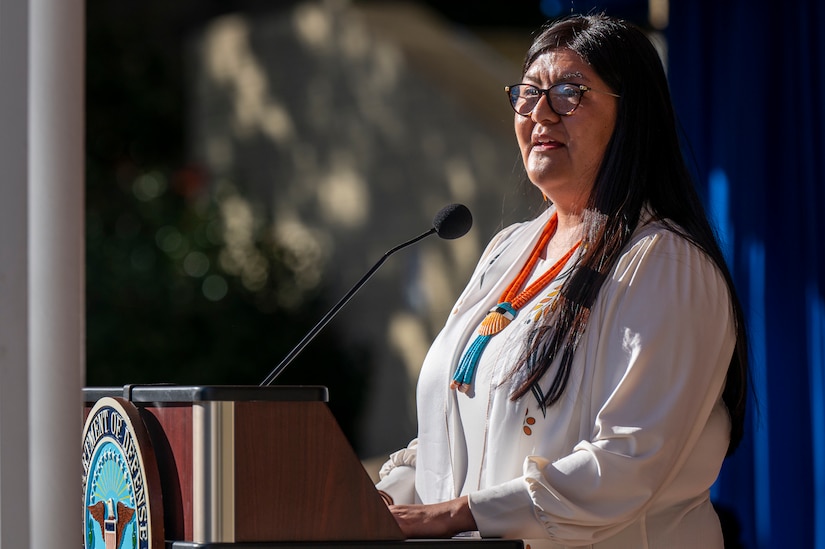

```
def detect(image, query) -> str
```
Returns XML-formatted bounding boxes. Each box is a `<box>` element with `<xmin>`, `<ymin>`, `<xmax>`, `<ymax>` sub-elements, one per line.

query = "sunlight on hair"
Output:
<box><xmin>646</xmin><ymin>30</ymin><xmax>668</xmax><ymax>72</ymax></box>
<box><xmin>583</xmin><ymin>209</ymin><xmax>608</xmax><ymax>243</ymax></box>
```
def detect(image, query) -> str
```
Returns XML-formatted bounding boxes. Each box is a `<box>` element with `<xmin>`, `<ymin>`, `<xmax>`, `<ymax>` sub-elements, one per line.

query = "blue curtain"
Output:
<box><xmin>668</xmin><ymin>1</ymin><xmax>825</xmax><ymax>547</ymax></box>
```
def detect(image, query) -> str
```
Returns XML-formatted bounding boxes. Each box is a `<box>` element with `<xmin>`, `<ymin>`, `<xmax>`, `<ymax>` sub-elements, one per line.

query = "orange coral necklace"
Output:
<box><xmin>451</xmin><ymin>212</ymin><xmax>580</xmax><ymax>392</ymax></box>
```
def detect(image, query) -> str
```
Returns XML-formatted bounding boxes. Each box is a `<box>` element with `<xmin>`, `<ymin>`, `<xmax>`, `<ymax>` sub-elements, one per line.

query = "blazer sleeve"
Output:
<box><xmin>375</xmin><ymin>439</ymin><xmax>418</xmax><ymax>504</ymax></box>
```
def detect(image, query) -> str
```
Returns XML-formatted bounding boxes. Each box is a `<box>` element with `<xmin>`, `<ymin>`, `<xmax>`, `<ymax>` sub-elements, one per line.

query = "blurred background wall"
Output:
<box><xmin>186</xmin><ymin>1</ymin><xmax>536</xmax><ymax>458</ymax></box>
<box><xmin>84</xmin><ymin>1</ymin><xmax>825</xmax><ymax>547</ymax></box>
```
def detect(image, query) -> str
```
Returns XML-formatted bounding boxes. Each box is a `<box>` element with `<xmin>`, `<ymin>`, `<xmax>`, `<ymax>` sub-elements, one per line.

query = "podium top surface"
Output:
<box><xmin>167</xmin><ymin>541</ymin><xmax>524</xmax><ymax>548</ymax></box>
<box><xmin>83</xmin><ymin>385</ymin><xmax>329</xmax><ymax>404</ymax></box>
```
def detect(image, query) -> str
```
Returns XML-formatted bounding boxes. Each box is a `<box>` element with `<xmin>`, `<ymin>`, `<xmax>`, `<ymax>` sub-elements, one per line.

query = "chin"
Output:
<box><xmin>529</xmin><ymin>179</ymin><xmax>564</xmax><ymax>197</ymax></box>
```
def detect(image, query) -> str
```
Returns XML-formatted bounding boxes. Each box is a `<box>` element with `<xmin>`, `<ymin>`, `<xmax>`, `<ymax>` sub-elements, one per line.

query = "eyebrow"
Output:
<box><xmin>523</xmin><ymin>70</ymin><xmax>590</xmax><ymax>85</ymax></box>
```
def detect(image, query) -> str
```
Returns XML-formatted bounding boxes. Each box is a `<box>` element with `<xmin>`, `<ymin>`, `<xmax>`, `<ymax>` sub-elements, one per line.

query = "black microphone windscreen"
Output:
<box><xmin>432</xmin><ymin>203</ymin><xmax>473</xmax><ymax>240</ymax></box>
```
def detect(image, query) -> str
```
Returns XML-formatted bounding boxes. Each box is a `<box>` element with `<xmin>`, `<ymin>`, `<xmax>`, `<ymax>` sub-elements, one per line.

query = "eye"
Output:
<box><xmin>522</xmin><ymin>86</ymin><xmax>541</xmax><ymax>98</ymax></box>
<box><xmin>553</xmin><ymin>83</ymin><xmax>581</xmax><ymax>99</ymax></box>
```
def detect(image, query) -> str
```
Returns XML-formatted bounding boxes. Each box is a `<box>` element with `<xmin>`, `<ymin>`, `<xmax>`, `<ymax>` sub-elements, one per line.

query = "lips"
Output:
<box><xmin>531</xmin><ymin>136</ymin><xmax>563</xmax><ymax>151</ymax></box>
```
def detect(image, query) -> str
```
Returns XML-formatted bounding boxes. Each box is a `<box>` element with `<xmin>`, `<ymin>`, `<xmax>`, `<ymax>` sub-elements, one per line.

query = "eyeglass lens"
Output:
<box><xmin>508</xmin><ymin>84</ymin><xmax>582</xmax><ymax>116</ymax></box>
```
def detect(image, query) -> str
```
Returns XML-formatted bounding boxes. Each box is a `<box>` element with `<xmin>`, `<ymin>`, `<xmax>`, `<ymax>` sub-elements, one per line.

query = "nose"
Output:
<box><xmin>531</xmin><ymin>92</ymin><xmax>561</xmax><ymax>123</ymax></box>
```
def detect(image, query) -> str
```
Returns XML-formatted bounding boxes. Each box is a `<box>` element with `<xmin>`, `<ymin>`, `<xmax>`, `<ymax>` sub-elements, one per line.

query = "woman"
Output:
<box><xmin>376</xmin><ymin>13</ymin><xmax>748</xmax><ymax>548</ymax></box>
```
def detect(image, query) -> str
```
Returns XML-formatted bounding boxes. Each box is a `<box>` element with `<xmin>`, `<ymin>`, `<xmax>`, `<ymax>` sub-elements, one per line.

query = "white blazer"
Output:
<box><xmin>378</xmin><ymin>207</ymin><xmax>734</xmax><ymax>548</ymax></box>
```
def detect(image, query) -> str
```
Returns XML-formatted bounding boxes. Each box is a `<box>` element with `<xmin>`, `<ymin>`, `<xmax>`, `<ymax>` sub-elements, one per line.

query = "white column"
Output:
<box><xmin>29</xmin><ymin>0</ymin><xmax>85</xmax><ymax>548</ymax></box>
<box><xmin>0</xmin><ymin>0</ymin><xmax>32</xmax><ymax>546</ymax></box>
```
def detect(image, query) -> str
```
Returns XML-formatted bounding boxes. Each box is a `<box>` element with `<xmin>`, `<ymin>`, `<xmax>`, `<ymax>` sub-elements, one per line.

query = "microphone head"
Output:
<box><xmin>432</xmin><ymin>203</ymin><xmax>473</xmax><ymax>240</ymax></box>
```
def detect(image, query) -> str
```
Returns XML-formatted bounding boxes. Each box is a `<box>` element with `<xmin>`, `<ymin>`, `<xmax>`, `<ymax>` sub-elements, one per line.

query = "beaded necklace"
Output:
<box><xmin>451</xmin><ymin>213</ymin><xmax>581</xmax><ymax>392</ymax></box>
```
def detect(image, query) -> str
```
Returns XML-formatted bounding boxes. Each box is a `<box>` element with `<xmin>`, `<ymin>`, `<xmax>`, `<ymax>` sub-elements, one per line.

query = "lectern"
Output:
<box><xmin>82</xmin><ymin>385</ymin><xmax>524</xmax><ymax>549</ymax></box>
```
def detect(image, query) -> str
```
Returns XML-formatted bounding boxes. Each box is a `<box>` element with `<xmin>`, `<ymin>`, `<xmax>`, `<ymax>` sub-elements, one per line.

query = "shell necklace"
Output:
<box><xmin>451</xmin><ymin>213</ymin><xmax>580</xmax><ymax>392</ymax></box>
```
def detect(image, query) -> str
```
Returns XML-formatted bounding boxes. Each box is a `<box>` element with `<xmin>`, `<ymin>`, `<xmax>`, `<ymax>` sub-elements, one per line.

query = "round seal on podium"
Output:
<box><xmin>82</xmin><ymin>396</ymin><xmax>164</xmax><ymax>549</ymax></box>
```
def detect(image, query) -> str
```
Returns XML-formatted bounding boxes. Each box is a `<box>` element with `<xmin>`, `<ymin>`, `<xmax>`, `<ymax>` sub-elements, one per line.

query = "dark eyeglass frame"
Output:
<box><xmin>504</xmin><ymin>82</ymin><xmax>620</xmax><ymax>116</ymax></box>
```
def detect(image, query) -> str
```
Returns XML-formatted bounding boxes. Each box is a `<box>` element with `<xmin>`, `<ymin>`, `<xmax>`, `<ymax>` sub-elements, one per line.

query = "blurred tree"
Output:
<box><xmin>85</xmin><ymin>0</ymin><xmax>370</xmax><ymax>448</ymax></box>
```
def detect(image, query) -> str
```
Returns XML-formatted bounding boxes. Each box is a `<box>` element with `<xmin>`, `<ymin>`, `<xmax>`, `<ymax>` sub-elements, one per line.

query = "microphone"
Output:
<box><xmin>260</xmin><ymin>203</ymin><xmax>472</xmax><ymax>386</ymax></box>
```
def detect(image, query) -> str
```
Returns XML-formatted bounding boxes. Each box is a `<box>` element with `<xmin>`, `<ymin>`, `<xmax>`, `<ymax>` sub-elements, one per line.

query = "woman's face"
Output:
<box><xmin>515</xmin><ymin>49</ymin><xmax>618</xmax><ymax>212</ymax></box>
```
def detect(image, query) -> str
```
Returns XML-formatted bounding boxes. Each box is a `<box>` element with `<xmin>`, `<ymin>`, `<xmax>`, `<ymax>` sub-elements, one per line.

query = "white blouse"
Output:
<box><xmin>377</xmin><ymin>207</ymin><xmax>734</xmax><ymax>549</ymax></box>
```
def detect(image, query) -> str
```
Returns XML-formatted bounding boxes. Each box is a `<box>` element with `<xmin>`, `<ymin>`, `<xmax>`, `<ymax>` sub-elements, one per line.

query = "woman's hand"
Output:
<box><xmin>389</xmin><ymin>496</ymin><xmax>477</xmax><ymax>538</ymax></box>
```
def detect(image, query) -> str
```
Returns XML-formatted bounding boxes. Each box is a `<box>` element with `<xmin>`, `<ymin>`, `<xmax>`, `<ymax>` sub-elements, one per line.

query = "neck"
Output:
<box><xmin>550</xmin><ymin>203</ymin><xmax>586</xmax><ymax>240</ymax></box>
<box><xmin>543</xmin><ymin>206</ymin><xmax>584</xmax><ymax>261</ymax></box>
<box><xmin>554</xmin><ymin>208</ymin><xmax>583</xmax><ymax>232</ymax></box>
<box><xmin>545</xmin><ymin>188</ymin><xmax>588</xmax><ymax>231</ymax></box>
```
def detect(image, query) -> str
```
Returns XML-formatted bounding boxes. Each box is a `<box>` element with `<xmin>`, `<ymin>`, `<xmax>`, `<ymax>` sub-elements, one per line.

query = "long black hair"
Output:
<box><xmin>509</xmin><ymin>14</ymin><xmax>749</xmax><ymax>455</ymax></box>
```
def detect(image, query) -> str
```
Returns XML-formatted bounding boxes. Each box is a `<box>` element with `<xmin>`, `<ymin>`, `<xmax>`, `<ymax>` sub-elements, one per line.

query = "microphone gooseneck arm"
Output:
<box><xmin>259</xmin><ymin>227</ymin><xmax>436</xmax><ymax>387</ymax></box>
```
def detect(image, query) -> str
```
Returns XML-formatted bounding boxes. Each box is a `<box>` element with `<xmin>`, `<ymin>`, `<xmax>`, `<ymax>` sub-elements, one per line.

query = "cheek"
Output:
<box><xmin>514</xmin><ymin>118</ymin><xmax>532</xmax><ymax>158</ymax></box>
<box><xmin>576</xmin><ymin>121</ymin><xmax>613</xmax><ymax>165</ymax></box>
<box><xmin>594</xmin><ymin>124</ymin><xmax>615</xmax><ymax>162</ymax></box>
<box><xmin>596</xmin><ymin>112</ymin><xmax>617</xmax><ymax>153</ymax></box>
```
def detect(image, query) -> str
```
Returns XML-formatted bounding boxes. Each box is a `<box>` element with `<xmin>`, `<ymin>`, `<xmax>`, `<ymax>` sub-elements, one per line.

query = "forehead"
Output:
<box><xmin>523</xmin><ymin>49</ymin><xmax>595</xmax><ymax>83</ymax></box>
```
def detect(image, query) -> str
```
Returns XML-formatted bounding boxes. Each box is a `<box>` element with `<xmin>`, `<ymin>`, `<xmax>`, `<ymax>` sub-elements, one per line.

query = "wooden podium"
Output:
<box><xmin>82</xmin><ymin>385</ymin><xmax>524</xmax><ymax>549</ymax></box>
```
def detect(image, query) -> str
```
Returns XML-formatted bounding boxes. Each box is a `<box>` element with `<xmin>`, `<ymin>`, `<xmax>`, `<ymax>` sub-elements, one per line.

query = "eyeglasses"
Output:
<box><xmin>505</xmin><ymin>83</ymin><xmax>620</xmax><ymax>116</ymax></box>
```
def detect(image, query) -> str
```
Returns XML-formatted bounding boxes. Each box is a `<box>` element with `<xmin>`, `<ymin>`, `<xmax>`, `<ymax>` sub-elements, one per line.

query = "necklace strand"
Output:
<box><xmin>451</xmin><ymin>213</ymin><xmax>580</xmax><ymax>392</ymax></box>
